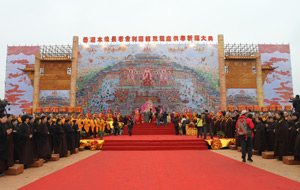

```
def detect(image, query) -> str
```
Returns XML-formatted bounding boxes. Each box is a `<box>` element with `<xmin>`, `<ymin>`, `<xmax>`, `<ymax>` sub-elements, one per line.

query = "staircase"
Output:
<box><xmin>102</xmin><ymin>123</ymin><xmax>208</xmax><ymax>151</ymax></box>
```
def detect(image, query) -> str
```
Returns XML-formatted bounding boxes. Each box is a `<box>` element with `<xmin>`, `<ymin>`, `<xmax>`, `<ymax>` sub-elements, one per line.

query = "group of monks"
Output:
<box><xmin>1</xmin><ymin>109</ymin><xmax>300</xmax><ymax>175</ymax></box>
<box><xmin>0</xmin><ymin>113</ymin><xmax>81</xmax><ymax>175</ymax></box>
<box><xmin>171</xmin><ymin>110</ymin><xmax>300</xmax><ymax>161</ymax></box>
<box><xmin>245</xmin><ymin>111</ymin><xmax>300</xmax><ymax>161</ymax></box>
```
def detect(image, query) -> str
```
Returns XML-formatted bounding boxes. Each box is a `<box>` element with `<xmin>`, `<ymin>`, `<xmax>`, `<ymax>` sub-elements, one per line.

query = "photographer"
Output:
<box><xmin>0</xmin><ymin>99</ymin><xmax>10</xmax><ymax>115</ymax></box>
<box><xmin>292</xmin><ymin>95</ymin><xmax>300</xmax><ymax>113</ymax></box>
<box><xmin>0</xmin><ymin>114</ymin><xmax>13</xmax><ymax>175</ymax></box>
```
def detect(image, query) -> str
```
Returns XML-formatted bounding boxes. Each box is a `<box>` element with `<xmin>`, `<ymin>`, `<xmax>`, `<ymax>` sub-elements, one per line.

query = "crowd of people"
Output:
<box><xmin>1</xmin><ymin>106</ymin><xmax>300</xmax><ymax>175</ymax></box>
<box><xmin>156</xmin><ymin>107</ymin><xmax>300</xmax><ymax>163</ymax></box>
<box><xmin>0</xmin><ymin>111</ymin><xmax>136</xmax><ymax>176</ymax></box>
<box><xmin>0</xmin><ymin>113</ymin><xmax>82</xmax><ymax>176</ymax></box>
<box><xmin>234</xmin><ymin>110</ymin><xmax>300</xmax><ymax>163</ymax></box>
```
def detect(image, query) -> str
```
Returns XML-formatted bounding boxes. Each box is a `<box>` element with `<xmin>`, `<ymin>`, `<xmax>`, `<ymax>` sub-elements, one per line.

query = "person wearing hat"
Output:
<box><xmin>0</xmin><ymin>114</ymin><xmax>12</xmax><ymax>175</ymax></box>
<box><xmin>265</xmin><ymin>116</ymin><xmax>276</xmax><ymax>151</ymax></box>
<box><xmin>236</xmin><ymin>110</ymin><xmax>254</xmax><ymax>162</ymax></box>
<box><xmin>4</xmin><ymin>114</ymin><xmax>15</xmax><ymax>169</ymax></box>
<box><xmin>225</xmin><ymin>112</ymin><xmax>234</xmax><ymax>138</ymax></box>
<box><xmin>294</xmin><ymin>113</ymin><xmax>300</xmax><ymax>161</ymax></box>
<box><xmin>53</xmin><ymin>118</ymin><xmax>68</xmax><ymax>157</ymax></box>
<box><xmin>274</xmin><ymin>111</ymin><xmax>289</xmax><ymax>161</ymax></box>
<box><xmin>287</xmin><ymin>112</ymin><xmax>300</xmax><ymax>155</ymax></box>
<box><xmin>253</xmin><ymin>117</ymin><xmax>267</xmax><ymax>156</ymax></box>
<box><xmin>37</xmin><ymin>116</ymin><xmax>52</xmax><ymax>161</ymax></box>
<box><xmin>63</xmin><ymin>119</ymin><xmax>75</xmax><ymax>154</ymax></box>
<box><xmin>16</xmin><ymin>115</ymin><xmax>34</xmax><ymax>168</ymax></box>
<box><xmin>72</xmin><ymin>120</ymin><xmax>80</xmax><ymax>148</ymax></box>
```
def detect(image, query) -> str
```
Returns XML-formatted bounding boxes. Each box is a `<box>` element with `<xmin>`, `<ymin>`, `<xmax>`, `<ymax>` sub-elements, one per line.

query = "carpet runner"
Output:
<box><xmin>102</xmin><ymin>123</ymin><xmax>208</xmax><ymax>151</ymax></box>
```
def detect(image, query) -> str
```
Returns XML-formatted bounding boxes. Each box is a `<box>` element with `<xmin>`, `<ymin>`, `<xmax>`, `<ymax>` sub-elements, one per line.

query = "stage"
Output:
<box><xmin>79</xmin><ymin>123</ymin><xmax>236</xmax><ymax>151</ymax></box>
<box><xmin>102</xmin><ymin>134</ymin><xmax>208</xmax><ymax>151</ymax></box>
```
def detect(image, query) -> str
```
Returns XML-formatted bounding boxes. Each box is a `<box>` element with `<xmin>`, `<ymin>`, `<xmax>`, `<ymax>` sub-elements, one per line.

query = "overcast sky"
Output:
<box><xmin>0</xmin><ymin>0</ymin><xmax>299</xmax><ymax>100</ymax></box>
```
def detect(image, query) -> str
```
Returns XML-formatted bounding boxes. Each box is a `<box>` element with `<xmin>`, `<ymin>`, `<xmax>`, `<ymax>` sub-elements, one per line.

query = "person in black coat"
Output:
<box><xmin>128</xmin><ymin>117</ymin><xmax>134</xmax><ymax>136</ymax></box>
<box><xmin>266</xmin><ymin>117</ymin><xmax>276</xmax><ymax>151</ymax></box>
<box><xmin>288</xmin><ymin>112</ymin><xmax>299</xmax><ymax>155</ymax></box>
<box><xmin>47</xmin><ymin>117</ymin><xmax>55</xmax><ymax>152</ymax></box>
<box><xmin>253</xmin><ymin>117</ymin><xmax>267</xmax><ymax>155</ymax></box>
<box><xmin>292</xmin><ymin>95</ymin><xmax>300</xmax><ymax>113</ymax></box>
<box><xmin>274</xmin><ymin>111</ymin><xmax>289</xmax><ymax>161</ymax></box>
<box><xmin>38</xmin><ymin>116</ymin><xmax>52</xmax><ymax>161</ymax></box>
<box><xmin>72</xmin><ymin>120</ymin><xmax>80</xmax><ymax>148</ymax></box>
<box><xmin>123</xmin><ymin>116</ymin><xmax>129</xmax><ymax>127</ymax></box>
<box><xmin>174</xmin><ymin>116</ymin><xmax>180</xmax><ymax>135</ymax></box>
<box><xmin>11</xmin><ymin>119</ymin><xmax>19</xmax><ymax>161</ymax></box>
<box><xmin>31</xmin><ymin>117</ymin><xmax>39</xmax><ymax>159</ymax></box>
<box><xmin>16</xmin><ymin>115</ymin><xmax>34</xmax><ymax>168</ymax></box>
<box><xmin>149</xmin><ymin>109</ymin><xmax>153</xmax><ymax>123</ymax></box>
<box><xmin>0</xmin><ymin>114</ymin><xmax>12</xmax><ymax>175</ymax></box>
<box><xmin>63</xmin><ymin>119</ymin><xmax>75</xmax><ymax>154</ymax></box>
<box><xmin>294</xmin><ymin>113</ymin><xmax>300</xmax><ymax>161</ymax></box>
<box><xmin>5</xmin><ymin>114</ymin><xmax>15</xmax><ymax>169</ymax></box>
<box><xmin>113</xmin><ymin>119</ymin><xmax>119</xmax><ymax>136</ymax></box>
<box><xmin>53</xmin><ymin>119</ymin><xmax>68</xmax><ymax>157</ymax></box>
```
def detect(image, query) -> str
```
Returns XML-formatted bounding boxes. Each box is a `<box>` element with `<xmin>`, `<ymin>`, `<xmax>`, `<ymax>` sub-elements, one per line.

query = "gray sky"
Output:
<box><xmin>0</xmin><ymin>0</ymin><xmax>299</xmax><ymax>100</ymax></box>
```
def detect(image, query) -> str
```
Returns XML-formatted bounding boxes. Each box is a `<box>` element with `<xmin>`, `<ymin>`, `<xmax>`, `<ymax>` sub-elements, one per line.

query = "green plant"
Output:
<box><xmin>217</xmin><ymin>131</ymin><xmax>225</xmax><ymax>138</ymax></box>
<box><xmin>98</xmin><ymin>130</ymin><xmax>105</xmax><ymax>138</ymax></box>
<box><xmin>80</xmin><ymin>131</ymin><xmax>86</xmax><ymax>138</ymax></box>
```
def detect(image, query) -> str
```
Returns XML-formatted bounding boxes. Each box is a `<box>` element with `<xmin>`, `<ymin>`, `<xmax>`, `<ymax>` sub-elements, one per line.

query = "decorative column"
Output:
<box><xmin>70</xmin><ymin>36</ymin><xmax>79</xmax><ymax>107</ymax></box>
<box><xmin>255</xmin><ymin>52</ymin><xmax>264</xmax><ymax>108</ymax></box>
<box><xmin>33</xmin><ymin>54</ymin><xmax>41</xmax><ymax>112</ymax></box>
<box><xmin>218</xmin><ymin>34</ymin><xmax>227</xmax><ymax>111</ymax></box>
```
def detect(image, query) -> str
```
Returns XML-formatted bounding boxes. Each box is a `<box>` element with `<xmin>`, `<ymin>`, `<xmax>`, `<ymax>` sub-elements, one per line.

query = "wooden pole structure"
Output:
<box><xmin>70</xmin><ymin>36</ymin><xmax>79</xmax><ymax>108</ymax></box>
<box><xmin>33</xmin><ymin>54</ymin><xmax>41</xmax><ymax>112</ymax></box>
<box><xmin>218</xmin><ymin>34</ymin><xmax>227</xmax><ymax>111</ymax></box>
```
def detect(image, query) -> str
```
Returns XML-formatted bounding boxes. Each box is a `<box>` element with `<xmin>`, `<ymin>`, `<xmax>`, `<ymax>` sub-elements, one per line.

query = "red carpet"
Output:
<box><xmin>103</xmin><ymin>123</ymin><xmax>208</xmax><ymax>151</ymax></box>
<box><xmin>123</xmin><ymin>123</ymin><xmax>176</xmax><ymax>135</ymax></box>
<box><xmin>102</xmin><ymin>135</ymin><xmax>208</xmax><ymax>151</ymax></box>
<box><xmin>19</xmin><ymin>150</ymin><xmax>300</xmax><ymax>190</ymax></box>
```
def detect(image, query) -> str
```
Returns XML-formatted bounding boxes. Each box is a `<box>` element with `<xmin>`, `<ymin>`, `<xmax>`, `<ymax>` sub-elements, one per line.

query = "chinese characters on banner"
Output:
<box><xmin>82</xmin><ymin>35</ymin><xmax>213</xmax><ymax>43</ymax></box>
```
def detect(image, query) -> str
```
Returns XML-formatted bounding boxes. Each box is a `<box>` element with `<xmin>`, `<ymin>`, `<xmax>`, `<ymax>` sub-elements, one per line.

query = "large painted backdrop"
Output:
<box><xmin>76</xmin><ymin>44</ymin><xmax>220</xmax><ymax>115</ymax></box>
<box><xmin>226</xmin><ymin>44</ymin><xmax>293</xmax><ymax>107</ymax></box>
<box><xmin>259</xmin><ymin>44</ymin><xmax>293</xmax><ymax>106</ymax></box>
<box><xmin>5</xmin><ymin>46</ymin><xmax>39</xmax><ymax>115</ymax></box>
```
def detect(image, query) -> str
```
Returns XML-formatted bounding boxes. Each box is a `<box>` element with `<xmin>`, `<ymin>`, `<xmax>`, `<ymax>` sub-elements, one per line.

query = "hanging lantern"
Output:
<box><xmin>253</xmin><ymin>106</ymin><xmax>260</xmax><ymax>112</ymax></box>
<box><xmin>68</xmin><ymin>107</ymin><xmax>74</xmax><ymax>113</ymax></box>
<box><xmin>261</xmin><ymin>106</ymin><xmax>269</xmax><ymax>112</ymax></box>
<box><xmin>52</xmin><ymin>107</ymin><xmax>59</xmax><ymax>113</ymax></box>
<box><xmin>44</xmin><ymin>107</ymin><xmax>51</xmax><ymax>113</ymax></box>
<box><xmin>75</xmin><ymin>107</ymin><xmax>82</xmax><ymax>113</ymax></box>
<box><xmin>245</xmin><ymin>105</ymin><xmax>253</xmax><ymax>111</ymax></box>
<box><xmin>285</xmin><ymin>105</ymin><xmax>292</xmax><ymax>111</ymax></box>
<box><xmin>26</xmin><ymin>108</ymin><xmax>33</xmax><ymax>115</ymax></box>
<box><xmin>238</xmin><ymin>105</ymin><xmax>245</xmax><ymax>112</ymax></box>
<box><xmin>60</xmin><ymin>106</ymin><xmax>67</xmax><ymax>113</ymax></box>
<box><xmin>36</xmin><ymin>107</ymin><xmax>43</xmax><ymax>114</ymax></box>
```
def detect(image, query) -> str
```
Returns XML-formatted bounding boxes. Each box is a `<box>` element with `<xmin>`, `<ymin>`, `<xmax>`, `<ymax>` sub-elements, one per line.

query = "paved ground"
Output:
<box><xmin>0</xmin><ymin>150</ymin><xmax>100</xmax><ymax>190</ymax></box>
<box><xmin>1</xmin><ymin>149</ymin><xmax>299</xmax><ymax>190</ymax></box>
<box><xmin>212</xmin><ymin>149</ymin><xmax>300</xmax><ymax>182</ymax></box>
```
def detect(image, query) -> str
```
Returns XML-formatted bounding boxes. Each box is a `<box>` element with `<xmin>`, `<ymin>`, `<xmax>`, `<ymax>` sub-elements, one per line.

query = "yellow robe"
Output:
<box><xmin>78</xmin><ymin>118</ymin><xmax>84</xmax><ymax>131</ymax></box>
<box><xmin>90</xmin><ymin>119</ymin><xmax>96</xmax><ymax>133</ymax></box>
<box><xmin>100</xmin><ymin>119</ymin><xmax>105</xmax><ymax>131</ymax></box>
<box><xmin>84</xmin><ymin>118</ymin><xmax>90</xmax><ymax>133</ymax></box>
